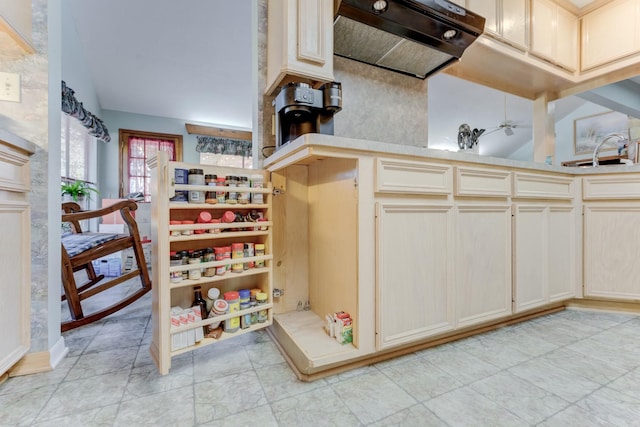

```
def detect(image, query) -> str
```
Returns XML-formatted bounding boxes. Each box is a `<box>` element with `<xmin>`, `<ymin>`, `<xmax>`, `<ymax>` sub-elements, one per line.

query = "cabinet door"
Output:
<box><xmin>584</xmin><ymin>205</ymin><xmax>640</xmax><ymax>299</ymax></box>
<box><xmin>555</xmin><ymin>6</ymin><xmax>578</xmax><ymax>71</ymax></box>
<box><xmin>376</xmin><ymin>203</ymin><xmax>455</xmax><ymax>350</ymax></box>
<box><xmin>501</xmin><ymin>0</ymin><xmax>528</xmax><ymax>49</ymax></box>
<box><xmin>547</xmin><ymin>206</ymin><xmax>575</xmax><ymax>302</ymax></box>
<box><xmin>530</xmin><ymin>0</ymin><xmax>556</xmax><ymax>61</ymax></box>
<box><xmin>513</xmin><ymin>205</ymin><xmax>576</xmax><ymax>313</ymax></box>
<box><xmin>514</xmin><ymin>205</ymin><xmax>546</xmax><ymax>312</ymax></box>
<box><xmin>582</xmin><ymin>0</ymin><xmax>639</xmax><ymax>70</ymax></box>
<box><xmin>466</xmin><ymin>0</ymin><xmax>498</xmax><ymax>36</ymax></box>
<box><xmin>455</xmin><ymin>205</ymin><xmax>512</xmax><ymax>327</ymax></box>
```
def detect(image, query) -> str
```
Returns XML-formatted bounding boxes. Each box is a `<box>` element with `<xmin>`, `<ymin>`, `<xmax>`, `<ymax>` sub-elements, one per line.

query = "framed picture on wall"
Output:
<box><xmin>574</xmin><ymin>110</ymin><xmax>630</xmax><ymax>155</ymax></box>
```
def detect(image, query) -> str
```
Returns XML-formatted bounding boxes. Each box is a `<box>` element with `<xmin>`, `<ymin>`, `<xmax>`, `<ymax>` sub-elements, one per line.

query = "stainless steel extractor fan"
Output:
<box><xmin>484</xmin><ymin>94</ymin><xmax>531</xmax><ymax>137</ymax></box>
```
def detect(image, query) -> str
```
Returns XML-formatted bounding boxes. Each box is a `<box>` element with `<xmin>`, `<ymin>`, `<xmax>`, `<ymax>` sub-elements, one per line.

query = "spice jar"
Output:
<box><xmin>180</xmin><ymin>250</ymin><xmax>190</xmax><ymax>280</ymax></box>
<box><xmin>223</xmin><ymin>291</ymin><xmax>240</xmax><ymax>333</ymax></box>
<box><xmin>181</xmin><ymin>220</ymin><xmax>195</xmax><ymax>236</ymax></box>
<box><xmin>255</xmin><ymin>244</ymin><xmax>266</xmax><ymax>268</ymax></box>
<box><xmin>169</xmin><ymin>253</ymin><xmax>182</xmax><ymax>283</ymax></box>
<box><xmin>239</xmin><ymin>289</ymin><xmax>251</xmax><ymax>329</ymax></box>
<box><xmin>225</xmin><ymin>176</ymin><xmax>238</xmax><ymax>204</ymax></box>
<box><xmin>209</xmin><ymin>298</ymin><xmax>228</xmax><ymax>329</ymax></box>
<box><xmin>188</xmin><ymin>251</ymin><xmax>202</xmax><ymax>280</ymax></box>
<box><xmin>205</xmin><ymin>174</ymin><xmax>218</xmax><ymax>204</ymax></box>
<box><xmin>237</xmin><ymin>175</ymin><xmax>250</xmax><ymax>204</ymax></box>
<box><xmin>169</xmin><ymin>220</ymin><xmax>182</xmax><ymax>237</ymax></box>
<box><xmin>214</xmin><ymin>247</ymin><xmax>226</xmax><ymax>276</ymax></box>
<box><xmin>188</xmin><ymin>168</ymin><xmax>205</xmax><ymax>204</ymax></box>
<box><xmin>215</xmin><ymin>176</ymin><xmax>226</xmax><ymax>204</ymax></box>
<box><xmin>250</xmin><ymin>174</ymin><xmax>264</xmax><ymax>204</ymax></box>
<box><xmin>243</xmin><ymin>243</ymin><xmax>255</xmax><ymax>269</ymax></box>
<box><xmin>256</xmin><ymin>292</ymin><xmax>268</xmax><ymax>323</ymax></box>
<box><xmin>231</xmin><ymin>243</ymin><xmax>244</xmax><ymax>273</ymax></box>
<box><xmin>209</xmin><ymin>218</ymin><xmax>221</xmax><ymax>234</ymax></box>
<box><xmin>205</xmin><ymin>287</ymin><xmax>220</xmax><ymax>313</ymax></box>
<box><xmin>203</xmin><ymin>247</ymin><xmax>215</xmax><ymax>277</ymax></box>
<box><xmin>195</xmin><ymin>211</ymin><xmax>212</xmax><ymax>234</ymax></box>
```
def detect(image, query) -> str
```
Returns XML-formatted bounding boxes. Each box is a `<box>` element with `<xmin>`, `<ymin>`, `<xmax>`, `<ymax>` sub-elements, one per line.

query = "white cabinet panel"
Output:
<box><xmin>376</xmin><ymin>203</ymin><xmax>455</xmax><ymax>349</ymax></box>
<box><xmin>454</xmin><ymin>166</ymin><xmax>511</xmax><ymax>197</ymax></box>
<box><xmin>581</xmin><ymin>0</ymin><xmax>640</xmax><ymax>70</ymax></box>
<box><xmin>455</xmin><ymin>205</ymin><xmax>512</xmax><ymax>327</ymax></box>
<box><xmin>584</xmin><ymin>205</ymin><xmax>640</xmax><ymax>299</ymax></box>
<box><xmin>531</xmin><ymin>0</ymin><xmax>578</xmax><ymax>71</ymax></box>
<box><xmin>514</xmin><ymin>204</ymin><xmax>575</xmax><ymax>313</ymax></box>
<box><xmin>376</xmin><ymin>158</ymin><xmax>452</xmax><ymax>195</ymax></box>
<box><xmin>466</xmin><ymin>0</ymin><xmax>528</xmax><ymax>49</ymax></box>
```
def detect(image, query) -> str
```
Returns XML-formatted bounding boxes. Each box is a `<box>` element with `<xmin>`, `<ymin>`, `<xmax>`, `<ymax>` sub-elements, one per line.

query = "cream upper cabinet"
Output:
<box><xmin>466</xmin><ymin>0</ymin><xmax>528</xmax><ymax>50</ymax></box>
<box><xmin>530</xmin><ymin>0</ymin><xmax>578</xmax><ymax>71</ymax></box>
<box><xmin>0</xmin><ymin>0</ymin><xmax>35</xmax><ymax>53</ymax></box>
<box><xmin>265</xmin><ymin>0</ymin><xmax>334</xmax><ymax>95</ymax></box>
<box><xmin>581</xmin><ymin>0</ymin><xmax>640</xmax><ymax>71</ymax></box>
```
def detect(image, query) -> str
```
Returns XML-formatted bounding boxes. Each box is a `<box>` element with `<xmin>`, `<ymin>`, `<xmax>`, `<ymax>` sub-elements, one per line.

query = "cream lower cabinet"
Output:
<box><xmin>376</xmin><ymin>202</ymin><xmax>455</xmax><ymax>349</ymax></box>
<box><xmin>0</xmin><ymin>132</ymin><xmax>34</xmax><ymax>378</ymax></box>
<box><xmin>583</xmin><ymin>174</ymin><xmax>640</xmax><ymax>300</ymax></box>
<box><xmin>455</xmin><ymin>204</ymin><xmax>513</xmax><ymax>327</ymax></box>
<box><xmin>514</xmin><ymin>204</ymin><xmax>576</xmax><ymax>312</ymax></box>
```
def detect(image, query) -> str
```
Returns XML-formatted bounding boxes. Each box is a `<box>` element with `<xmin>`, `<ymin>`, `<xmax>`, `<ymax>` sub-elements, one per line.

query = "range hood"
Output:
<box><xmin>334</xmin><ymin>0</ymin><xmax>485</xmax><ymax>79</ymax></box>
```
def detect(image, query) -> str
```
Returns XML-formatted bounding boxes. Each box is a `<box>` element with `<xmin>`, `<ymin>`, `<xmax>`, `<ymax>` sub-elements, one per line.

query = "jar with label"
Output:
<box><xmin>214</xmin><ymin>247</ymin><xmax>226</xmax><ymax>276</ymax></box>
<box><xmin>188</xmin><ymin>168</ymin><xmax>205</xmax><ymax>204</ymax></box>
<box><xmin>250</xmin><ymin>174</ymin><xmax>264</xmax><ymax>204</ymax></box>
<box><xmin>203</xmin><ymin>247</ymin><xmax>215</xmax><ymax>277</ymax></box>
<box><xmin>169</xmin><ymin>253</ymin><xmax>182</xmax><ymax>283</ymax></box>
<box><xmin>195</xmin><ymin>211</ymin><xmax>211</xmax><ymax>234</ymax></box>
<box><xmin>223</xmin><ymin>291</ymin><xmax>240</xmax><ymax>333</ymax></box>
<box><xmin>220</xmin><ymin>210</ymin><xmax>236</xmax><ymax>231</ymax></box>
<box><xmin>215</xmin><ymin>176</ymin><xmax>226</xmax><ymax>204</ymax></box>
<box><xmin>205</xmin><ymin>174</ymin><xmax>218</xmax><ymax>204</ymax></box>
<box><xmin>243</xmin><ymin>243</ymin><xmax>255</xmax><ymax>269</ymax></box>
<box><xmin>237</xmin><ymin>175</ymin><xmax>250</xmax><ymax>204</ymax></box>
<box><xmin>223</xmin><ymin>246</ymin><xmax>232</xmax><ymax>271</ymax></box>
<box><xmin>171</xmin><ymin>168</ymin><xmax>189</xmax><ymax>202</ymax></box>
<box><xmin>255</xmin><ymin>244</ymin><xmax>266</xmax><ymax>268</ymax></box>
<box><xmin>188</xmin><ymin>251</ymin><xmax>202</xmax><ymax>280</ymax></box>
<box><xmin>180</xmin><ymin>250</ymin><xmax>190</xmax><ymax>280</ymax></box>
<box><xmin>256</xmin><ymin>292</ymin><xmax>268</xmax><ymax>323</ymax></box>
<box><xmin>239</xmin><ymin>289</ymin><xmax>251</xmax><ymax>329</ymax></box>
<box><xmin>231</xmin><ymin>242</ymin><xmax>244</xmax><ymax>273</ymax></box>
<box><xmin>226</xmin><ymin>176</ymin><xmax>238</xmax><ymax>204</ymax></box>
<box><xmin>205</xmin><ymin>287</ymin><xmax>220</xmax><ymax>314</ymax></box>
<box><xmin>209</xmin><ymin>298</ymin><xmax>228</xmax><ymax>329</ymax></box>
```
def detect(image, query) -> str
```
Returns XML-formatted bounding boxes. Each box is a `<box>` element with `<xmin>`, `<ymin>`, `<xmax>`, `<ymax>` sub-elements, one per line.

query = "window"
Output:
<box><xmin>119</xmin><ymin>129</ymin><xmax>183</xmax><ymax>202</ymax></box>
<box><xmin>61</xmin><ymin>114</ymin><xmax>94</xmax><ymax>182</ymax></box>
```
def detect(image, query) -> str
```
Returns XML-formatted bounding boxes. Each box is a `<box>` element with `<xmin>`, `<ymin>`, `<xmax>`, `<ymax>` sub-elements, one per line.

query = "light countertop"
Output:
<box><xmin>264</xmin><ymin>134</ymin><xmax>640</xmax><ymax>175</ymax></box>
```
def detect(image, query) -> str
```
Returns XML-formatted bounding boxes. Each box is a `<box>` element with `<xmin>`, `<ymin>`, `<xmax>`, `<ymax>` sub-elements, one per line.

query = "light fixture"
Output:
<box><xmin>372</xmin><ymin>0</ymin><xmax>388</xmax><ymax>13</ymax></box>
<box><xmin>443</xmin><ymin>29</ymin><xmax>457</xmax><ymax>40</ymax></box>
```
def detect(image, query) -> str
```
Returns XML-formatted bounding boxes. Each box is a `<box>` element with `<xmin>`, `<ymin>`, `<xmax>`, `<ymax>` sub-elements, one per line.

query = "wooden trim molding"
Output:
<box><xmin>184</xmin><ymin>124</ymin><xmax>252</xmax><ymax>141</ymax></box>
<box><xmin>8</xmin><ymin>351</ymin><xmax>51</xmax><ymax>377</ymax></box>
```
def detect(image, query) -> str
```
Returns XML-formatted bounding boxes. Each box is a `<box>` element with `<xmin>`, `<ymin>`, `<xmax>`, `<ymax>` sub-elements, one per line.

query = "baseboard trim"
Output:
<box><xmin>49</xmin><ymin>336</ymin><xmax>68</xmax><ymax>369</ymax></box>
<box><xmin>8</xmin><ymin>351</ymin><xmax>51</xmax><ymax>377</ymax></box>
<box><xmin>566</xmin><ymin>298</ymin><xmax>640</xmax><ymax>314</ymax></box>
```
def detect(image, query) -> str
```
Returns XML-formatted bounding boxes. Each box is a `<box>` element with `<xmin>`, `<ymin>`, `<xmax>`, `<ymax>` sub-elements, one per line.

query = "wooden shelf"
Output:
<box><xmin>169</xmin><ymin>266</ymin><xmax>271</xmax><ymax>290</ymax></box>
<box><xmin>171</xmin><ymin>320</ymin><xmax>272</xmax><ymax>357</ymax></box>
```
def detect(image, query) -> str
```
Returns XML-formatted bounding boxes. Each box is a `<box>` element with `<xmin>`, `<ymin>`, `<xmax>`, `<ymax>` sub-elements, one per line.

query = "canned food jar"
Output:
<box><xmin>170</xmin><ymin>253</ymin><xmax>182</xmax><ymax>283</ymax></box>
<box><xmin>226</xmin><ymin>176</ymin><xmax>238</xmax><ymax>204</ymax></box>
<box><xmin>188</xmin><ymin>251</ymin><xmax>202</xmax><ymax>280</ymax></box>
<box><xmin>223</xmin><ymin>291</ymin><xmax>240</xmax><ymax>333</ymax></box>
<box><xmin>203</xmin><ymin>248</ymin><xmax>215</xmax><ymax>277</ymax></box>
<box><xmin>215</xmin><ymin>176</ymin><xmax>226</xmax><ymax>204</ymax></box>
<box><xmin>188</xmin><ymin>168</ymin><xmax>205</xmax><ymax>204</ymax></box>
<box><xmin>214</xmin><ymin>247</ymin><xmax>226</xmax><ymax>276</ymax></box>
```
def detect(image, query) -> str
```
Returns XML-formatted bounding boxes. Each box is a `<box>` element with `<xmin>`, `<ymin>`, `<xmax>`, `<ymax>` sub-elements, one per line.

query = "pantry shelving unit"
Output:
<box><xmin>148</xmin><ymin>151</ymin><xmax>273</xmax><ymax>374</ymax></box>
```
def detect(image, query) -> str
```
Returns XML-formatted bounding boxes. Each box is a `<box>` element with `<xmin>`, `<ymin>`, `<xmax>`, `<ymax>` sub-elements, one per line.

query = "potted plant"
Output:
<box><xmin>61</xmin><ymin>180</ymin><xmax>99</xmax><ymax>202</ymax></box>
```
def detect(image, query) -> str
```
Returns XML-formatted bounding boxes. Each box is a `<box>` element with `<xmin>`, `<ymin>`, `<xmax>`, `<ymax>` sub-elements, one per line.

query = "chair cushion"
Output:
<box><xmin>62</xmin><ymin>232</ymin><xmax>122</xmax><ymax>258</ymax></box>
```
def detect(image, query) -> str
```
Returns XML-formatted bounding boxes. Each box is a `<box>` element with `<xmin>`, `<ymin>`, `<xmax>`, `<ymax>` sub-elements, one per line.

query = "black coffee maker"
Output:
<box><xmin>273</xmin><ymin>81</ymin><xmax>342</xmax><ymax>149</ymax></box>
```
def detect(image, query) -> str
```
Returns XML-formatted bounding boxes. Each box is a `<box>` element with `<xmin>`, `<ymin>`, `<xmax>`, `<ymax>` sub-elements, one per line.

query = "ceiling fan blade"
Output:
<box><xmin>504</xmin><ymin>127</ymin><xmax>514</xmax><ymax>136</ymax></box>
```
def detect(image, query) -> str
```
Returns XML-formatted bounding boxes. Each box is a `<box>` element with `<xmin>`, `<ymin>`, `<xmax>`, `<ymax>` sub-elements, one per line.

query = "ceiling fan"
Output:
<box><xmin>483</xmin><ymin>94</ymin><xmax>531</xmax><ymax>137</ymax></box>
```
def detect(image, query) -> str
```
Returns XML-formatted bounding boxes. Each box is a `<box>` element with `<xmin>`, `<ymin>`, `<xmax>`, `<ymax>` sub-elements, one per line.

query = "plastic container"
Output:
<box><xmin>188</xmin><ymin>168</ymin><xmax>205</xmax><ymax>203</ymax></box>
<box><xmin>195</xmin><ymin>211</ymin><xmax>211</xmax><ymax>234</ymax></box>
<box><xmin>221</xmin><ymin>210</ymin><xmax>236</xmax><ymax>225</ymax></box>
<box><xmin>205</xmin><ymin>287</ymin><xmax>220</xmax><ymax>313</ymax></box>
<box><xmin>256</xmin><ymin>292</ymin><xmax>268</xmax><ymax>323</ymax></box>
<box><xmin>223</xmin><ymin>291</ymin><xmax>240</xmax><ymax>332</ymax></box>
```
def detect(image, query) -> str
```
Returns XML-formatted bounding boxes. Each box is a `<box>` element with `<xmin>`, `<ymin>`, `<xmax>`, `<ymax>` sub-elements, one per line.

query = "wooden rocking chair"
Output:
<box><xmin>61</xmin><ymin>200</ymin><xmax>152</xmax><ymax>332</ymax></box>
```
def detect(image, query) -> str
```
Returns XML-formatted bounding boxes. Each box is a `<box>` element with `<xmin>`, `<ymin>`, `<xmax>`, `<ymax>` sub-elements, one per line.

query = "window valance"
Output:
<box><xmin>61</xmin><ymin>81</ymin><xmax>111</xmax><ymax>143</ymax></box>
<box><xmin>195</xmin><ymin>136</ymin><xmax>252</xmax><ymax>157</ymax></box>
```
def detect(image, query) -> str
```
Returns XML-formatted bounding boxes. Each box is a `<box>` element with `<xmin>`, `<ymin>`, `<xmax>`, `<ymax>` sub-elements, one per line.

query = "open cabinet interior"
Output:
<box><xmin>269</xmin><ymin>156</ymin><xmax>361</xmax><ymax>376</ymax></box>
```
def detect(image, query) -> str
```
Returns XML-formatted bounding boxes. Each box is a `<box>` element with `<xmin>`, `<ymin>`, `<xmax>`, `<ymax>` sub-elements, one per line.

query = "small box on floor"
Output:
<box><xmin>325</xmin><ymin>311</ymin><xmax>353</xmax><ymax>344</ymax></box>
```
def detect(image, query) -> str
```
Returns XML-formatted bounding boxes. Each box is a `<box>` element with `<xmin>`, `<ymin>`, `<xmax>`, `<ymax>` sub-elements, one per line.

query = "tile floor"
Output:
<box><xmin>2</xmin><ymin>291</ymin><xmax>640</xmax><ymax>426</ymax></box>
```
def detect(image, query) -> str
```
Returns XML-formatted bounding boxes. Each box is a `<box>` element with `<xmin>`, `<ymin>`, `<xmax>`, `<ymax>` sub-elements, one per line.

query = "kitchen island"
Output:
<box><xmin>264</xmin><ymin>133</ymin><xmax>640</xmax><ymax>381</ymax></box>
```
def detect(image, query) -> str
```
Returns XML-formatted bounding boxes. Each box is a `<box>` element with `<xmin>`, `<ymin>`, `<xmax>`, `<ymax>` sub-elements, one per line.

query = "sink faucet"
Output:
<box><xmin>592</xmin><ymin>133</ymin><xmax>627</xmax><ymax>166</ymax></box>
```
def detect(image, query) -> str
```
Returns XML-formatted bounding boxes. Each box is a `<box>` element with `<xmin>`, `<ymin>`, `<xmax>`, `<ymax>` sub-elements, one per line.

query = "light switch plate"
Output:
<box><xmin>0</xmin><ymin>72</ymin><xmax>21</xmax><ymax>102</ymax></box>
